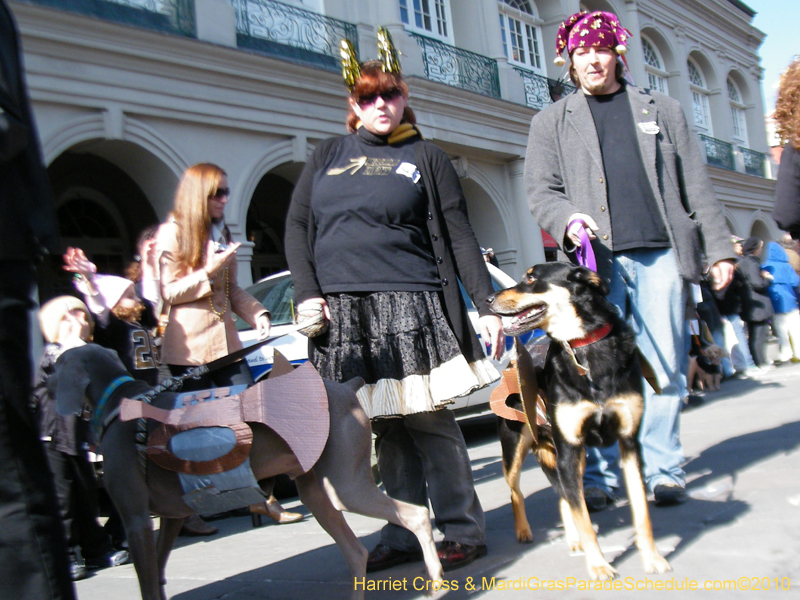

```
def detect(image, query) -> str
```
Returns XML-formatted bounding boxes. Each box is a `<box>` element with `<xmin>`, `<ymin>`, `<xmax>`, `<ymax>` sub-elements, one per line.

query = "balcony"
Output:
<box><xmin>411</xmin><ymin>33</ymin><xmax>500</xmax><ymax>99</ymax></box>
<box><xmin>700</xmin><ymin>134</ymin><xmax>735</xmax><ymax>171</ymax></box>
<box><xmin>231</xmin><ymin>0</ymin><xmax>358</xmax><ymax>72</ymax></box>
<box><xmin>740</xmin><ymin>146</ymin><xmax>767</xmax><ymax>178</ymax></box>
<box><xmin>20</xmin><ymin>0</ymin><xmax>195</xmax><ymax>36</ymax></box>
<box><xmin>514</xmin><ymin>68</ymin><xmax>576</xmax><ymax>111</ymax></box>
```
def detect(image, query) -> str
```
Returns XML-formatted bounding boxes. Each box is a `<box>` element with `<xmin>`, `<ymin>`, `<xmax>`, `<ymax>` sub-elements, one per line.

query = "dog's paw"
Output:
<box><xmin>516</xmin><ymin>527</ymin><xmax>534</xmax><ymax>543</ymax></box>
<box><xmin>644</xmin><ymin>554</ymin><xmax>672</xmax><ymax>574</ymax></box>
<box><xmin>587</xmin><ymin>561</ymin><xmax>617</xmax><ymax>581</ymax></box>
<box><xmin>566</xmin><ymin>537</ymin><xmax>583</xmax><ymax>553</ymax></box>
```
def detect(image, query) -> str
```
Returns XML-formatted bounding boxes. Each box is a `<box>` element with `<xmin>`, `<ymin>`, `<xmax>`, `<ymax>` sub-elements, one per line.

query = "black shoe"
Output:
<box><xmin>584</xmin><ymin>487</ymin><xmax>613</xmax><ymax>513</ymax></box>
<box><xmin>653</xmin><ymin>483</ymin><xmax>688</xmax><ymax>506</ymax></box>
<box><xmin>70</xmin><ymin>560</ymin><xmax>87</xmax><ymax>581</ymax></box>
<box><xmin>682</xmin><ymin>394</ymin><xmax>705</xmax><ymax>411</ymax></box>
<box><xmin>366</xmin><ymin>543</ymin><xmax>423</xmax><ymax>573</ymax></box>
<box><xmin>85</xmin><ymin>549</ymin><xmax>130</xmax><ymax>570</ymax></box>
<box><xmin>437</xmin><ymin>541</ymin><xmax>487</xmax><ymax>572</ymax></box>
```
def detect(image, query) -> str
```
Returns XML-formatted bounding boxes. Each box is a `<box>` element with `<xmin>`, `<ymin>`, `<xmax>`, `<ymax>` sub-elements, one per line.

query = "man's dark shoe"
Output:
<box><xmin>366</xmin><ymin>543</ymin><xmax>423</xmax><ymax>573</ymax></box>
<box><xmin>70</xmin><ymin>560</ymin><xmax>87</xmax><ymax>581</ymax></box>
<box><xmin>85</xmin><ymin>549</ymin><xmax>130</xmax><ymax>570</ymax></box>
<box><xmin>437</xmin><ymin>541</ymin><xmax>487</xmax><ymax>572</ymax></box>
<box><xmin>584</xmin><ymin>487</ymin><xmax>613</xmax><ymax>513</ymax></box>
<box><xmin>653</xmin><ymin>483</ymin><xmax>688</xmax><ymax>506</ymax></box>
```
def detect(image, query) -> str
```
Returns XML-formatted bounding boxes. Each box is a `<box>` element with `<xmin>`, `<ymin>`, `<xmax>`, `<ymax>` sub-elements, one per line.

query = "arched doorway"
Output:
<box><xmin>750</xmin><ymin>220</ymin><xmax>772</xmax><ymax>244</ymax></box>
<box><xmin>246</xmin><ymin>163</ymin><xmax>304</xmax><ymax>282</ymax></box>
<box><xmin>461</xmin><ymin>178</ymin><xmax>513</xmax><ymax>270</ymax></box>
<box><xmin>40</xmin><ymin>152</ymin><xmax>160</xmax><ymax>301</ymax></box>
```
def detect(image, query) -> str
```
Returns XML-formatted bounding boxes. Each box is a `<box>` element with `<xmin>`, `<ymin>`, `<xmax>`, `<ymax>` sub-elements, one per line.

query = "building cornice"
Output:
<box><xmin>13</xmin><ymin>1</ymin><xmax>532</xmax><ymax>159</ymax></box>
<box><xmin>707</xmin><ymin>165</ymin><xmax>776</xmax><ymax>210</ymax></box>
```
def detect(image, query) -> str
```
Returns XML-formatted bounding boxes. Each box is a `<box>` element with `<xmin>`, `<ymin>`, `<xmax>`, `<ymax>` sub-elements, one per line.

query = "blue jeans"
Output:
<box><xmin>584</xmin><ymin>248</ymin><xmax>687</xmax><ymax>494</ymax></box>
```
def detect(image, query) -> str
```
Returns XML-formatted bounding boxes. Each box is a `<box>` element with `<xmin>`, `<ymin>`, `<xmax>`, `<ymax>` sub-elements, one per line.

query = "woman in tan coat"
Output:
<box><xmin>157</xmin><ymin>163</ymin><xmax>302</xmax><ymax>525</ymax></box>
<box><xmin>157</xmin><ymin>163</ymin><xmax>270</xmax><ymax>387</ymax></box>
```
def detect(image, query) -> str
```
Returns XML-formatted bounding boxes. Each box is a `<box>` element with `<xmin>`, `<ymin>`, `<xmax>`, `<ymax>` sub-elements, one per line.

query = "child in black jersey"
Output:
<box><xmin>64</xmin><ymin>247</ymin><xmax>160</xmax><ymax>386</ymax></box>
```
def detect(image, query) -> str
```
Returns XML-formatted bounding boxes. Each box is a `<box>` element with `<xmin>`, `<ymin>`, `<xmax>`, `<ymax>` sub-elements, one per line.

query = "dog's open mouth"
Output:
<box><xmin>503</xmin><ymin>303</ymin><xmax>546</xmax><ymax>335</ymax></box>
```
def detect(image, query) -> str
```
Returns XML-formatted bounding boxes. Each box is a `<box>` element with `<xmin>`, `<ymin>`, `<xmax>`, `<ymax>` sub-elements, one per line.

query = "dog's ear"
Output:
<box><xmin>50</xmin><ymin>349</ymin><xmax>91</xmax><ymax>417</ymax></box>
<box><xmin>568</xmin><ymin>266</ymin><xmax>610</xmax><ymax>296</ymax></box>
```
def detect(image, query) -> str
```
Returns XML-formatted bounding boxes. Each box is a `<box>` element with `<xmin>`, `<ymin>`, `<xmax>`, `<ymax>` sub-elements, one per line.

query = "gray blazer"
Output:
<box><xmin>525</xmin><ymin>85</ymin><xmax>735</xmax><ymax>284</ymax></box>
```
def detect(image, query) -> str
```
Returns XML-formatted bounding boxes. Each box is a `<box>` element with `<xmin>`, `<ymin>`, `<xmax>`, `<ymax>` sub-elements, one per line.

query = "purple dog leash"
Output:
<box><xmin>568</xmin><ymin>219</ymin><xmax>597</xmax><ymax>272</ymax></box>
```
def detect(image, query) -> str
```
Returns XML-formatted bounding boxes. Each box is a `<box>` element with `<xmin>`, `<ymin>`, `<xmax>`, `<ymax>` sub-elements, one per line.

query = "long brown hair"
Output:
<box><xmin>775</xmin><ymin>57</ymin><xmax>800</xmax><ymax>150</ymax></box>
<box><xmin>170</xmin><ymin>163</ymin><xmax>226</xmax><ymax>269</ymax></box>
<box><xmin>346</xmin><ymin>60</ymin><xmax>416</xmax><ymax>133</ymax></box>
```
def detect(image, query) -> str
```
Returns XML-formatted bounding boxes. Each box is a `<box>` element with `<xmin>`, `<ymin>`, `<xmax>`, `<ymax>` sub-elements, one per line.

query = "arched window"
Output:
<box><xmin>642</xmin><ymin>37</ymin><xmax>668</xmax><ymax>94</ymax></box>
<box><xmin>688</xmin><ymin>59</ymin><xmax>712</xmax><ymax>135</ymax></box>
<box><xmin>399</xmin><ymin>0</ymin><xmax>452</xmax><ymax>41</ymax></box>
<box><xmin>727</xmin><ymin>77</ymin><xmax>748</xmax><ymax>146</ymax></box>
<box><xmin>498</xmin><ymin>0</ymin><xmax>543</xmax><ymax>73</ymax></box>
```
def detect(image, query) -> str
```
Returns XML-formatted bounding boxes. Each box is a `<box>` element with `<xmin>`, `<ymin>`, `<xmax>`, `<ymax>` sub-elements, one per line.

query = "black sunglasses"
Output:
<box><xmin>210</xmin><ymin>187</ymin><xmax>230</xmax><ymax>199</ymax></box>
<box><xmin>356</xmin><ymin>88</ymin><xmax>403</xmax><ymax>109</ymax></box>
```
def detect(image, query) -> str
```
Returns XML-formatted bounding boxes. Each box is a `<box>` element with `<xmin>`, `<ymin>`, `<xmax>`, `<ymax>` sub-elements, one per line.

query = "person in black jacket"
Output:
<box><xmin>772</xmin><ymin>58</ymin><xmax>800</xmax><ymax>238</ymax></box>
<box><xmin>739</xmin><ymin>237</ymin><xmax>774</xmax><ymax>368</ymax></box>
<box><xmin>285</xmin><ymin>40</ymin><xmax>503</xmax><ymax>572</ymax></box>
<box><xmin>0</xmin><ymin>1</ymin><xmax>75</xmax><ymax>597</ymax></box>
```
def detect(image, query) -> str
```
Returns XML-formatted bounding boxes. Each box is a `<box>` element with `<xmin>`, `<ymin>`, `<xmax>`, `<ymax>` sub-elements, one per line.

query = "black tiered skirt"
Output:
<box><xmin>309</xmin><ymin>290</ymin><xmax>499</xmax><ymax>418</ymax></box>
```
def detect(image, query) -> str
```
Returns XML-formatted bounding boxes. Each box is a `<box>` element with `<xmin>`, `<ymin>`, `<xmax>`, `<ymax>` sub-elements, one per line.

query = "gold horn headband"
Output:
<box><xmin>340</xmin><ymin>39</ymin><xmax>361</xmax><ymax>91</ymax></box>
<box><xmin>377</xmin><ymin>27</ymin><xmax>402</xmax><ymax>76</ymax></box>
<box><xmin>340</xmin><ymin>26</ymin><xmax>402</xmax><ymax>91</ymax></box>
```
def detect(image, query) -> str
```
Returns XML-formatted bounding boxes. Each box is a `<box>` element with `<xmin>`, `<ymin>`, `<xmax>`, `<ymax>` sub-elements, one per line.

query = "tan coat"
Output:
<box><xmin>157</xmin><ymin>220</ymin><xmax>267</xmax><ymax>366</ymax></box>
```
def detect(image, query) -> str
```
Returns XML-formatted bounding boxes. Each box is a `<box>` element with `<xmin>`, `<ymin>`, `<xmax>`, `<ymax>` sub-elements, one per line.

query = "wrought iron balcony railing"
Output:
<box><xmin>740</xmin><ymin>146</ymin><xmax>767</xmax><ymax>178</ymax></box>
<box><xmin>700</xmin><ymin>134</ymin><xmax>735</xmax><ymax>171</ymax></box>
<box><xmin>514</xmin><ymin>68</ymin><xmax>576</xmax><ymax>110</ymax></box>
<box><xmin>231</xmin><ymin>0</ymin><xmax>358</xmax><ymax>73</ymax></box>
<box><xmin>411</xmin><ymin>33</ymin><xmax>500</xmax><ymax>99</ymax></box>
<box><xmin>21</xmin><ymin>0</ymin><xmax>195</xmax><ymax>37</ymax></box>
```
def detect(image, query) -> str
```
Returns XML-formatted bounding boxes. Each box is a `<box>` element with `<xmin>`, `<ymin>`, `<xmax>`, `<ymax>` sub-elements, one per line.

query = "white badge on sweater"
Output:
<box><xmin>396</xmin><ymin>162</ymin><xmax>421</xmax><ymax>183</ymax></box>
<box><xmin>638</xmin><ymin>121</ymin><xmax>660</xmax><ymax>135</ymax></box>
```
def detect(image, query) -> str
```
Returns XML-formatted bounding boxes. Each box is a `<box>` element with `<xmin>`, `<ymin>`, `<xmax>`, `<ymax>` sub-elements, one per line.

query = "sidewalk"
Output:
<box><xmin>75</xmin><ymin>363</ymin><xmax>800</xmax><ymax>599</ymax></box>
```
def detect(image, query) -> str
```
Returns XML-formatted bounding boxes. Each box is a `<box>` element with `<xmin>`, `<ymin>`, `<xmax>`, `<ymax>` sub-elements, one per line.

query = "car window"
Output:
<box><xmin>235</xmin><ymin>275</ymin><xmax>296</xmax><ymax>330</ymax></box>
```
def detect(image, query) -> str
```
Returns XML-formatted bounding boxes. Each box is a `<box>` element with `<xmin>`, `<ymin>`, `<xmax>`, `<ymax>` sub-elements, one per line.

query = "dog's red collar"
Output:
<box><xmin>569</xmin><ymin>322</ymin><xmax>613</xmax><ymax>349</ymax></box>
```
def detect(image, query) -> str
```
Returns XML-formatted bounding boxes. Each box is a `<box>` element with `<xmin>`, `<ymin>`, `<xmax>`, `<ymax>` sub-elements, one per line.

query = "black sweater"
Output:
<box><xmin>306</xmin><ymin>127</ymin><xmax>439</xmax><ymax>293</ymax></box>
<box><xmin>285</xmin><ymin>129</ymin><xmax>494</xmax><ymax>364</ymax></box>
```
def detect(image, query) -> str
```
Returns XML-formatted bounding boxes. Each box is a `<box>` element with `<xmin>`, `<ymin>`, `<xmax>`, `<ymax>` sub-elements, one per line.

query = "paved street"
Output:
<box><xmin>76</xmin><ymin>363</ymin><xmax>800</xmax><ymax>600</ymax></box>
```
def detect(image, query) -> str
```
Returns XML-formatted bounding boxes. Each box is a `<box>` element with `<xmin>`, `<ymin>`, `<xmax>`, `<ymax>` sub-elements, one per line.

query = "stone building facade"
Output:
<box><xmin>10</xmin><ymin>0</ymin><xmax>775</xmax><ymax>299</ymax></box>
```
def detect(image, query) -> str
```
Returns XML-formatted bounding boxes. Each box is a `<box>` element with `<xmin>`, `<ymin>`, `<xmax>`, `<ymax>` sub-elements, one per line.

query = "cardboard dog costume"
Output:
<box><xmin>50</xmin><ymin>343</ymin><xmax>443</xmax><ymax>600</ymax></box>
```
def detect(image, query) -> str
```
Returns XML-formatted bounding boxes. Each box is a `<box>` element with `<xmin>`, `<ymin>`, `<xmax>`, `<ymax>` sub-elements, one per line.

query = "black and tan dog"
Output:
<box><xmin>487</xmin><ymin>262</ymin><xmax>670</xmax><ymax>581</ymax></box>
<box><xmin>51</xmin><ymin>344</ymin><xmax>442</xmax><ymax>600</ymax></box>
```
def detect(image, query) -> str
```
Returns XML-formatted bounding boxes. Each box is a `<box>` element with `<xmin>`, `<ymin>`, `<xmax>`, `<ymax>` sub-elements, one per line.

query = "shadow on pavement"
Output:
<box><xmin>170</xmin><ymin>414</ymin><xmax>800</xmax><ymax>600</ymax></box>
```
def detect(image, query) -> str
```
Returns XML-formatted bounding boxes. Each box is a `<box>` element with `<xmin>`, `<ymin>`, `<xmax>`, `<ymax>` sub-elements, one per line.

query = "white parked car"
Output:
<box><xmin>235</xmin><ymin>263</ymin><xmax>538</xmax><ymax>416</ymax></box>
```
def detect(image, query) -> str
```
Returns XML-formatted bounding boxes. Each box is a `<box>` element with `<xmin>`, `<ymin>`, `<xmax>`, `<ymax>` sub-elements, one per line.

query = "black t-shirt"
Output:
<box><xmin>586</xmin><ymin>85</ymin><xmax>670</xmax><ymax>251</ymax></box>
<box><xmin>310</xmin><ymin>127</ymin><xmax>440</xmax><ymax>293</ymax></box>
<box><xmin>93</xmin><ymin>300</ymin><xmax>159</xmax><ymax>386</ymax></box>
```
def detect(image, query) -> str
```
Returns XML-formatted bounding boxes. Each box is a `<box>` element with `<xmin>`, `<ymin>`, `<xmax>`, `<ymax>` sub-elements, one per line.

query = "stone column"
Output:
<box><xmin>508</xmin><ymin>158</ymin><xmax>545</xmax><ymax>272</ymax></box>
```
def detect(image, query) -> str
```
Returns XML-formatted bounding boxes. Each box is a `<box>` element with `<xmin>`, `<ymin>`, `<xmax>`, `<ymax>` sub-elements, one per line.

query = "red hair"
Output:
<box><xmin>346</xmin><ymin>60</ymin><xmax>416</xmax><ymax>133</ymax></box>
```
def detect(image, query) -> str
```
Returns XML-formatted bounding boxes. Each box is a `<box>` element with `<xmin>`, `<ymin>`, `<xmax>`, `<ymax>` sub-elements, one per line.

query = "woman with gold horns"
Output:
<box><xmin>285</xmin><ymin>29</ymin><xmax>503</xmax><ymax>571</ymax></box>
